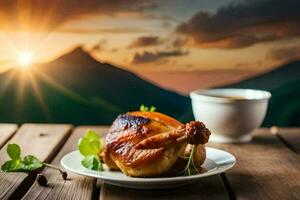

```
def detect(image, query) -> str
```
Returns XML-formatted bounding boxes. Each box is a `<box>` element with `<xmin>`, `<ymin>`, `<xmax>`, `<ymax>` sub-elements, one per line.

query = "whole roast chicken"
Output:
<box><xmin>101</xmin><ymin>111</ymin><xmax>211</xmax><ymax>177</ymax></box>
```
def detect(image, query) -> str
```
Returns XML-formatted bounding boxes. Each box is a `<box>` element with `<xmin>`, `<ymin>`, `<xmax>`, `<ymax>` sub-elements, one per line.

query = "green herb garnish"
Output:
<box><xmin>179</xmin><ymin>145</ymin><xmax>199</xmax><ymax>176</ymax></box>
<box><xmin>1</xmin><ymin>144</ymin><xmax>43</xmax><ymax>172</ymax></box>
<box><xmin>78</xmin><ymin>130</ymin><xmax>104</xmax><ymax>171</ymax></box>
<box><xmin>139</xmin><ymin>104</ymin><xmax>156</xmax><ymax>112</ymax></box>
<box><xmin>81</xmin><ymin>155</ymin><xmax>103</xmax><ymax>171</ymax></box>
<box><xmin>1</xmin><ymin>143</ymin><xmax>68</xmax><ymax>180</ymax></box>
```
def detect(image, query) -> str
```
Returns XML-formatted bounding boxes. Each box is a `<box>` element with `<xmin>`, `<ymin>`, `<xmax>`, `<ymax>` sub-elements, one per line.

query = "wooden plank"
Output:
<box><xmin>100</xmin><ymin>176</ymin><xmax>229</xmax><ymax>200</ymax></box>
<box><xmin>270</xmin><ymin>127</ymin><xmax>300</xmax><ymax>153</ymax></box>
<box><xmin>0</xmin><ymin>124</ymin><xmax>18</xmax><ymax>148</ymax></box>
<box><xmin>0</xmin><ymin>124</ymin><xmax>72</xmax><ymax>200</ymax></box>
<box><xmin>210</xmin><ymin>129</ymin><xmax>300</xmax><ymax>200</ymax></box>
<box><xmin>23</xmin><ymin>126</ymin><xmax>108</xmax><ymax>200</ymax></box>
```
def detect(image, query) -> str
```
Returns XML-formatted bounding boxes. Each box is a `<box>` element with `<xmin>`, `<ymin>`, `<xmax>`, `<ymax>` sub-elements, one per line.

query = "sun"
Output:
<box><xmin>18</xmin><ymin>52</ymin><xmax>33</xmax><ymax>68</ymax></box>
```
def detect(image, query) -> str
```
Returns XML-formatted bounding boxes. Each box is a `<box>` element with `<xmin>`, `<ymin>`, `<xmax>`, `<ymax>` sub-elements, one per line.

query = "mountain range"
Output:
<box><xmin>0</xmin><ymin>47</ymin><xmax>192</xmax><ymax>124</ymax></box>
<box><xmin>0</xmin><ymin>47</ymin><xmax>299</xmax><ymax>126</ymax></box>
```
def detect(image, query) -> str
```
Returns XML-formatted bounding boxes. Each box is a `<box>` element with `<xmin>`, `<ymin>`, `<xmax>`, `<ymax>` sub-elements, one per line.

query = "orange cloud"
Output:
<box><xmin>130</xmin><ymin>50</ymin><xmax>188</xmax><ymax>64</ymax></box>
<box><xmin>59</xmin><ymin>27</ymin><xmax>147</xmax><ymax>34</ymax></box>
<box><xmin>128</xmin><ymin>36</ymin><xmax>163</xmax><ymax>48</ymax></box>
<box><xmin>0</xmin><ymin>0</ymin><xmax>159</xmax><ymax>31</ymax></box>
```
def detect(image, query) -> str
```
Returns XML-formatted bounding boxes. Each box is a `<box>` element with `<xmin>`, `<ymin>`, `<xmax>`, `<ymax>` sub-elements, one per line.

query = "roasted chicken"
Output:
<box><xmin>102</xmin><ymin>111</ymin><xmax>211</xmax><ymax>177</ymax></box>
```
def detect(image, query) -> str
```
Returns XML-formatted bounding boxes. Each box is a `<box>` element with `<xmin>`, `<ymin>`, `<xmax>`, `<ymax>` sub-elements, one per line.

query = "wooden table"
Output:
<box><xmin>0</xmin><ymin>124</ymin><xmax>299</xmax><ymax>200</ymax></box>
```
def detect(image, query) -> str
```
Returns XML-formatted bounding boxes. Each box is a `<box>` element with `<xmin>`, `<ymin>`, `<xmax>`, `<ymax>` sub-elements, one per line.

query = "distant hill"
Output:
<box><xmin>0</xmin><ymin>47</ymin><xmax>193</xmax><ymax>125</ymax></box>
<box><xmin>228</xmin><ymin>60</ymin><xmax>300</xmax><ymax>127</ymax></box>
<box><xmin>1</xmin><ymin>47</ymin><xmax>298</xmax><ymax>126</ymax></box>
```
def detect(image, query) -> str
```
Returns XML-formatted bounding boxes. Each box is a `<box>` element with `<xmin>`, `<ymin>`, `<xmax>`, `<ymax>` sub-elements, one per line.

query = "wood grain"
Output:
<box><xmin>100</xmin><ymin>176</ymin><xmax>229</xmax><ymax>200</ymax></box>
<box><xmin>0</xmin><ymin>124</ymin><xmax>18</xmax><ymax>148</ymax></box>
<box><xmin>209</xmin><ymin>128</ymin><xmax>300</xmax><ymax>200</ymax></box>
<box><xmin>0</xmin><ymin>124</ymin><xmax>72</xmax><ymax>200</ymax></box>
<box><xmin>4</xmin><ymin>126</ymin><xmax>299</xmax><ymax>200</ymax></box>
<box><xmin>270</xmin><ymin>127</ymin><xmax>300</xmax><ymax>153</ymax></box>
<box><xmin>23</xmin><ymin>126</ymin><xmax>108</xmax><ymax>200</ymax></box>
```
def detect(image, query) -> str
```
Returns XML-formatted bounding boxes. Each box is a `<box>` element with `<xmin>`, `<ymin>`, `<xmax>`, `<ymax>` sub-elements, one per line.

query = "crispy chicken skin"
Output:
<box><xmin>102</xmin><ymin>111</ymin><xmax>211</xmax><ymax>177</ymax></box>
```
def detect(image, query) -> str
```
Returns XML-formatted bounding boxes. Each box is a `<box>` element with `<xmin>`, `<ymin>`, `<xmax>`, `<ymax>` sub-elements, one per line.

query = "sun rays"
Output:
<box><xmin>17</xmin><ymin>51</ymin><xmax>33</xmax><ymax>67</ymax></box>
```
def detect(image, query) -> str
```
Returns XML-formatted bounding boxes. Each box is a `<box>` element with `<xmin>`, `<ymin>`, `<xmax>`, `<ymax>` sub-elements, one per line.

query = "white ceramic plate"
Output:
<box><xmin>61</xmin><ymin>147</ymin><xmax>235</xmax><ymax>189</ymax></box>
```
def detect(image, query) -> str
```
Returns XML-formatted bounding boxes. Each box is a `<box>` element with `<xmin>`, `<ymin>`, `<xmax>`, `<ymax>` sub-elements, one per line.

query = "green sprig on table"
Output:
<box><xmin>1</xmin><ymin>144</ymin><xmax>43</xmax><ymax>172</ymax></box>
<box><xmin>78</xmin><ymin>130</ymin><xmax>104</xmax><ymax>171</ymax></box>
<box><xmin>1</xmin><ymin>143</ymin><xmax>68</xmax><ymax>186</ymax></box>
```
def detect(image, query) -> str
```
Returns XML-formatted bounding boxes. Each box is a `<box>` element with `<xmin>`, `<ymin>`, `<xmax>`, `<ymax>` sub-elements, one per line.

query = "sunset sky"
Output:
<box><xmin>0</xmin><ymin>0</ymin><xmax>299</xmax><ymax>72</ymax></box>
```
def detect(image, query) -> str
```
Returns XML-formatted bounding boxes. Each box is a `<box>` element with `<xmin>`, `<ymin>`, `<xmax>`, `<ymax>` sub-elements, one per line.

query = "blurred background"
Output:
<box><xmin>0</xmin><ymin>0</ymin><xmax>299</xmax><ymax>126</ymax></box>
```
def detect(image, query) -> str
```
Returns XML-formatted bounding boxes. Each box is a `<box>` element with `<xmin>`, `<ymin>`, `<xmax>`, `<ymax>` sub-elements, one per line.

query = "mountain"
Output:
<box><xmin>0</xmin><ymin>47</ymin><xmax>193</xmax><ymax>125</ymax></box>
<box><xmin>2</xmin><ymin>46</ymin><xmax>298</xmax><ymax>127</ymax></box>
<box><xmin>227</xmin><ymin>60</ymin><xmax>300</xmax><ymax>127</ymax></box>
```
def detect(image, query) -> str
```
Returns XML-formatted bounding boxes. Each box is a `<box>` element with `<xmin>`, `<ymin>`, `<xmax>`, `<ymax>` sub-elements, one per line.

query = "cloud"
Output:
<box><xmin>137</xmin><ymin>13</ymin><xmax>177</xmax><ymax>21</ymax></box>
<box><xmin>172</xmin><ymin>38</ymin><xmax>187</xmax><ymax>48</ymax></box>
<box><xmin>128</xmin><ymin>36</ymin><xmax>163</xmax><ymax>48</ymax></box>
<box><xmin>161</xmin><ymin>21</ymin><xmax>173</xmax><ymax>29</ymax></box>
<box><xmin>59</xmin><ymin>27</ymin><xmax>147</xmax><ymax>34</ymax></box>
<box><xmin>130</xmin><ymin>50</ymin><xmax>188</xmax><ymax>64</ymax></box>
<box><xmin>266</xmin><ymin>45</ymin><xmax>300</xmax><ymax>62</ymax></box>
<box><xmin>0</xmin><ymin>0</ymin><xmax>159</xmax><ymax>31</ymax></box>
<box><xmin>90</xmin><ymin>40</ymin><xmax>107</xmax><ymax>52</ymax></box>
<box><xmin>176</xmin><ymin>0</ymin><xmax>300</xmax><ymax>49</ymax></box>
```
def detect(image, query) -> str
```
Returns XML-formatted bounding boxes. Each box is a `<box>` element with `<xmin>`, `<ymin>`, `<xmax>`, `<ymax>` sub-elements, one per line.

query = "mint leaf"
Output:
<box><xmin>7</xmin><ymin>144</ymin><xmax>21</xmax><ymax>160</ymax></box>
<box><xmin>21</xmin><ymin>155</ymin><xmax>43</xmax><ymax>171</ymax></box>
<box><xmin>84</xmin><ymin>130</ymin><xmax>100</xmax><ymax>142</ymax></box>
<box><xmin>78</xmin><ymin>138</ymin><xmax>99</xmax><ymax>156</ymax></box>
<box><xmin>1</xmin><ymin>160</ymin><xmax>21</xmax><ymax>172</ymax></box>
<box><xmin>78</xmin><ymin>130</ymin><xmax>101</xmax><ymax>156</ymax></box>
<box><xmin>78</xmin><ymin>130</ymin><xmax>104</xmax><ymax>171</ymax></box>
<box><xmin>1</xmin><ymin>143</ymin><xmax>44</xmax><ymax>172</ymax></box>
<box><xmin>1</xmin><ymin>155</ymin><xmax>43</xmax><ymax>172</ymax></box>
<box><xmin>81</xmin><ymin>155</ymin><xmax>103</xmax><ymax>171</ymax></box>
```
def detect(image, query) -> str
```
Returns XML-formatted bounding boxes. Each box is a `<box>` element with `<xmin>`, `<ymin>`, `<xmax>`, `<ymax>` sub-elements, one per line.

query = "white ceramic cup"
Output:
<box><xmin>190</xmin><ymin>88</ymin><xmax>271</xmax><ymax>143</ymax></box>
